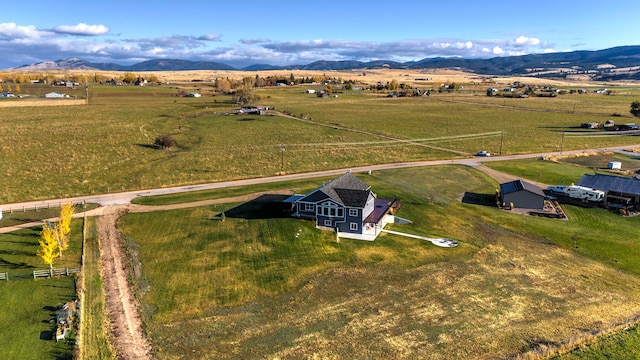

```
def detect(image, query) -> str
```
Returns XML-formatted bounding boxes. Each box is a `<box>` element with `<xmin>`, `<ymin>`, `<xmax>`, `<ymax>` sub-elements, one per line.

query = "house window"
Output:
<box><xmin>349</xmin><ymin>209</ymin><xmax>358</xmax><ymax>217</ymax></box>
<box><xmin>350</xmin><ymin>222</ymin><xmax>358</xmax><ymax>231</ymax></box>
<box><xmin>324</xmin><ymin>219</ymin><xmax>332</xmax><ymax>227</ymax></box>
<box><xmin>304</xmin><ymin>203</ymin><xmax>314</xmax><ymax>211</ymax></box>
<box><xmin>318</xmin><ymin>206</ymin><xmax>344</xmax><ymax>218</ymax></box>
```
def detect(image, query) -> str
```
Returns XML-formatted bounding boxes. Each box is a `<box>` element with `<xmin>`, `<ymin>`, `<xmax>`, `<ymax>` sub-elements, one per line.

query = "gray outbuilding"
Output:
<box><xmin>499</xmin><ymin>179</ymin><xmax>546</xmax><ymax>210</ymax></box>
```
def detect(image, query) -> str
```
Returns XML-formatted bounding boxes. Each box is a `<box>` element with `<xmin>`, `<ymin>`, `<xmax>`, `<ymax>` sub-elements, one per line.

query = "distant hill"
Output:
<box><xmin>11</xmin><ymin>45</ymin><xmax>640</xmax><ymax>80</ymax></box>
<box><xmin>14</xmin><ymin>57</ymin><xmax>234</xmax><ymax>71</ymax></box>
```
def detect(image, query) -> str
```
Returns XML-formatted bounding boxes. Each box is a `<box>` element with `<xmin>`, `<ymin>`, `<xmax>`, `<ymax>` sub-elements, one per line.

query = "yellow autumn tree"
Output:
<box><xmin>38</xmin><ymin>222</ymin><xmax>59</xmax><ymax>271</ymax></box>
<box><xmin>57</xmin><ymin>203</ymin><xmax>74</xmax><ymax>256</ymax></box>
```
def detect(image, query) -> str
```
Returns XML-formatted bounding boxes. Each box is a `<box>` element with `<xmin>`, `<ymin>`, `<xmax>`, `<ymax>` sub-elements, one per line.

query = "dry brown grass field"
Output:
<box><xmin>30</xmin><ymin>68</ymin><xmax>604</xmax><ymax>87</ymax></box>
<box><xmin>0</xmin><ymin>98</ymin><xmax>85</xmax><ymax>107</ymax></box>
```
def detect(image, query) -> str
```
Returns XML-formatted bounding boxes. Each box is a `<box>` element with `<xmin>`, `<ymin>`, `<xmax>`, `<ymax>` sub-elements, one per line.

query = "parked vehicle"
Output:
<box><xmin>476</xmin><ymin>150</ymin><xmax>491</xmax><ymax>157</ymax></box>
<box><xmin>547</xmin><ymin>185</ymin><xmax>604</xmax><ymax>202</ymax></box>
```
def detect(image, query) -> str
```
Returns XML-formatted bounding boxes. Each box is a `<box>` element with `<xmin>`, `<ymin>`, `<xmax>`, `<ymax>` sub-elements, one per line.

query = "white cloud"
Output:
<box><xmin>53</xmin><ymin>23</ymin><xmax>109</xmax><ymax>36</ymax></box>
<box><xmin>0</xmin><ymin>22</ymin><xmax>52</xmax><ymax>40</ymax></box>
<box><xmin>513</xmin><ymin>36</ymin><xmax>541</xmax><ymax>46</ymax></box>
<box><xmin>0</xmin><ymin>21</ymin><xmax>563</xmax><ymax>69</ymax></box>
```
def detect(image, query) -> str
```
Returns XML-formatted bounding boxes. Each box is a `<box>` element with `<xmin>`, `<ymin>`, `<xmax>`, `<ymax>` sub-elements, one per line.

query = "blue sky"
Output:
<box><xmin>1</xmin><ymin>0</ymin><xmax>639</xmax><ymax>69</ymax></box>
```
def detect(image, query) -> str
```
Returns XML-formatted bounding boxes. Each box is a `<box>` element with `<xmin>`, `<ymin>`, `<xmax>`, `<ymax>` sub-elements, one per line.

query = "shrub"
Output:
<box><xmin>154</xmin><ymin>134</ymin><xmax>176</xmax><ymax>149</ymax></box>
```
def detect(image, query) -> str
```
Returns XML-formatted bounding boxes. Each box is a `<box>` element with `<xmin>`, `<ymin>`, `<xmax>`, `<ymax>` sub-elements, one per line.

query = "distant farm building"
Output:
<box><xmin>45</xmin><ymin>92</ymin><xmax>66</xmax><ymax>98</ymax></box>
<box><xmin>499</xmin><ymin>179</ymin><xmax>546</xmax><ymax>210</ymax></box>
<box><xmin>239</xmin><ymin>105</ymin><xmax>270</xmax><ymax>115</ymax></box>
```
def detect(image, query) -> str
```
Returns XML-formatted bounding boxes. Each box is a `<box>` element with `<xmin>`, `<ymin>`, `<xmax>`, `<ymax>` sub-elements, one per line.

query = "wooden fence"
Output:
<box><xmin>33</xmin><ymin>267</ymin><xmax>81</xmax><ymax>279</ymax></box>
<box><xmin>1</xmin><ymin>200</ymin><xmax>86</xmax><ymax>216</ymax></box>
<box><xmin>0</xmin><ymin>272</ymin><xmax>7</xmax><ymax>281</ymax></box>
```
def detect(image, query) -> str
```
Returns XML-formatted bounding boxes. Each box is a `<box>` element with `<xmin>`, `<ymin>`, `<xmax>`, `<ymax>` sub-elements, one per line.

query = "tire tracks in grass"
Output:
<box><xmin>270</xmin><ymin>110</ymin><xmax>471</xmax><ymax>156</ymax></box>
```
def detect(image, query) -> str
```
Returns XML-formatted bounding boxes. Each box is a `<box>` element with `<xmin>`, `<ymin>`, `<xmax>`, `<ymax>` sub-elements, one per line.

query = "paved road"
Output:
<box><xmin>0</xmin><ymin>145</ymin><xmax>633</xmax><ymax>213</ymax></box>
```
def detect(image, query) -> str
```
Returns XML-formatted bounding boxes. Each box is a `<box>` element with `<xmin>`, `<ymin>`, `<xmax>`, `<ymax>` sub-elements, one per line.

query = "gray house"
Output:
<box><xmin>578</xmin><ymin>173</ymin><xmax>640</xmax><ymax>212</ymax></box>
<box><xmin>499</xmin><ymin>179</ymin><xmax>546</xmax><ymax>210</ymax></box>
<box><xmin>292</xmin><ymin>173</ymin><xmax>398</xmax><ymax>240</ymax></box>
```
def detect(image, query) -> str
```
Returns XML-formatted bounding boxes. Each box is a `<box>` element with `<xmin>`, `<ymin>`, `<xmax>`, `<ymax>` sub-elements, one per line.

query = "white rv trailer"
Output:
<box><xmin>547</xmin><ymin>185</ymin><xmax>605</xmax><ymax>202</ymax></box>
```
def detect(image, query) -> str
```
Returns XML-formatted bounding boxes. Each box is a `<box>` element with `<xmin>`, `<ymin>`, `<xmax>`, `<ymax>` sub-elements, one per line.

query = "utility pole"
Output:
<box><xmin>560</xmin><ymin>132</ymin><xmax>565</xmax><ymax>154</ymax></box>
<box><xmin>280</xmin><ymin>144</ymin><xmax>285</xmax><ymax>173</ymax></box>
<box><xmin>499</xmin><ymin>131</ymin><xmax>504</xmax><ymax>156</ymax></box>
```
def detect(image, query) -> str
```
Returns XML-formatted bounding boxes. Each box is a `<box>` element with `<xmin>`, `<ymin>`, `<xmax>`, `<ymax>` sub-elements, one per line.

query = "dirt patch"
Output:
<box><xmin>97</xmin><ymin>206</ymin><xmax>152</xmax><ymax>360</ymax></box>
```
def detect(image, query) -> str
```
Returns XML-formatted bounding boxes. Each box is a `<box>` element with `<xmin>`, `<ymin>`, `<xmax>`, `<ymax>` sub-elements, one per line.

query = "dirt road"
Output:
<box><xmin>97</xmin><ymin>206</ymin><xmax>152</xmax><ymax>360</ymax></box>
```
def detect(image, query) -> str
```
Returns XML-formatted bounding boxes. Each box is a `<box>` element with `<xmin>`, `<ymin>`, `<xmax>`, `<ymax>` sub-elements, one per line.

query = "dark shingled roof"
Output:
<box><xmin>298</xmin><ymin>172</ymin><xmax>372</xmax><ymax>207</ymax></box>
<box><xmin>334</xmin><ymin>188</ymin><xmax>371</xmax><ymax>208</ymax></box>
<box><xmin>578</xmin><ymin>174</ymin><xmax>640</xmax><ymax>195</ymax></box>
<box><xmin>321</xmin><ymin>173</ymin><xmax>370</xmax><ymax>207</ymax></box>
<box><xmin>500</xmin><ymin>179</ymin><xmax>545</xmax><ymax>197</ymax></box>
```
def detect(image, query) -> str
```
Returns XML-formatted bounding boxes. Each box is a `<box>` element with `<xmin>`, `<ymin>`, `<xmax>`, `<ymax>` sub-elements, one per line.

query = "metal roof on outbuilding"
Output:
<box><xmin>577</xmin><ymin>174</ymin><xmax>640</xmax><ymax>195</ymax></box>
<box><xmin>500</xmin><ymin>179</ymin><xmax>546</xmax><ymax>197</ymax></box>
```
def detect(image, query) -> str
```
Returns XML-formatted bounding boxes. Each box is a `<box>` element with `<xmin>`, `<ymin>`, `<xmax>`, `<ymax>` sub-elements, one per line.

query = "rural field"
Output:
<box><xmin>1</xmin><ymin>70</ymin><xmax>639</xmax><ymax>204</ymax></box>
<box><xmin>1</xmin><ymin>69</ymin><xmax>640</xmax><ymax>359</ymax></box>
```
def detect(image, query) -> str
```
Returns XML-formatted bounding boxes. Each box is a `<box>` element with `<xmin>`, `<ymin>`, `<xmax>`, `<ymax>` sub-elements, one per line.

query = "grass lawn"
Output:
<box><xmin>118</xmin><ymin>165</ymin><xmax>640</xmax><ymax>359</ymax></box>
<box><xmin>484</xmin><ymin>157</ymin><xmax>610</xmax><ymax>185</ymax></box>
<box><xmin>77</xmin><ymin>217</ymin><xmax>115</xmax><ymax>360</ymax></box>
<box><xmin>0</xmin><ymin>278</ymin><xmax>77</xmax><ymax>359</ymax></box>
<box><xmin>0</xmin><ymin>220</ymin><xmax>83</xmax><ymax>359</ymax></box>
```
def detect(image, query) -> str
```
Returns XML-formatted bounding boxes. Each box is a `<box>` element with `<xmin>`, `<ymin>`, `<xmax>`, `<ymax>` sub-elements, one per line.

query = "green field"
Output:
<box><xmin>2</xmin><ymin>84</ymin><xmax>640</xmax><ymax>203</ymax></box>
<box><xmin>0</xmin><ymin>221</ymin><xmax>83</xmax><ymax>359</ymax></box>
<box><xmin>118</xmin><ymin>165</ymin><xmax>640</xmax><ymax>359</ymax></box>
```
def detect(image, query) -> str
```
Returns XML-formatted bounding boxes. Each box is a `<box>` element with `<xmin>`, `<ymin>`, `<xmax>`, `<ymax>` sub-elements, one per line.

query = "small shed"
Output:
<box><xmin>608</xmin><ymin>161</ymin><xmax>622</xmax><ymax>170</ymax></box>
<box><xmin>499</xmin><ymin>179</ymin><xmax>546</xmax><ymax>210</ymax></box>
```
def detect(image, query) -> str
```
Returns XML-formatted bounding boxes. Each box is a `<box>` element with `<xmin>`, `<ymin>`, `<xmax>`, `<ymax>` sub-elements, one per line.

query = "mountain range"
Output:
<box><xmin>11</xmin><ymin>45</ymin><xmax>640</xmax><ymax>80</ymax></box>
